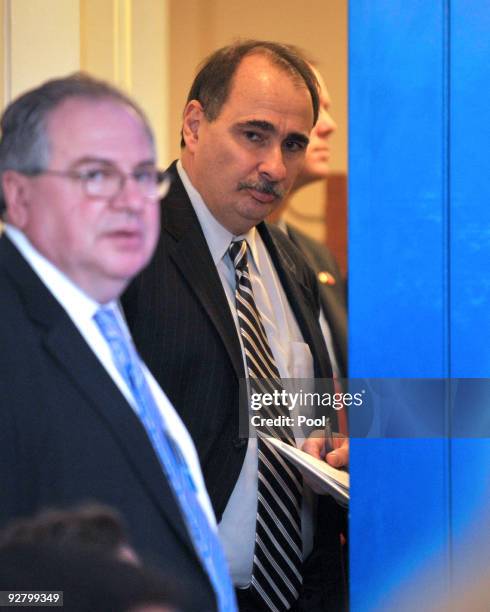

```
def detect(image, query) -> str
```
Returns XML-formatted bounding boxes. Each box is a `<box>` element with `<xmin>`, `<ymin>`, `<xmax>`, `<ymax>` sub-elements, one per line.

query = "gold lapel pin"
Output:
<box><xmin>318</xmin><ymin>271</ymin><xmax>336</xmax><ymax>286</ymax></box>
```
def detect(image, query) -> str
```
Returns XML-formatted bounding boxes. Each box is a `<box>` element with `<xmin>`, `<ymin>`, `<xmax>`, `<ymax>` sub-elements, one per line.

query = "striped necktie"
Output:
<box><xmin>228</xmin><ymin>240</ymin><xmax>303</xmax><ymax>611</ymax></box>
<box><xmin>94</xmin><ymin>306</ymin><xmax>237</xmax><ymax>612</ymax></box>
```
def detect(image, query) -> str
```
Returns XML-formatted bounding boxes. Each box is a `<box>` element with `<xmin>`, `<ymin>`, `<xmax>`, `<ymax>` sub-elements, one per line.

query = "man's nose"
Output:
<box><xmin>111</xmin><ymin>175</ymin><xmax>147</xmax><ymax>211</ymax></box>
<box><xmin>258</xmin><ymin>146</ymin><xmax>287</xmax><ymax>182</ymax></box>
<box><xmin>316</xmin><ymin>109</ymin><xmax>337</xmax><ymax>137</ymax></box>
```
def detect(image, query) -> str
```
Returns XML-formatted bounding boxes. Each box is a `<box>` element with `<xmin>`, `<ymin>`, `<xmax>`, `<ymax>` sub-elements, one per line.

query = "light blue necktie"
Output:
<box><xmin>94</xmin><ymin>306</ymin><xmax>237</xmax><ymax>612</ymax></box>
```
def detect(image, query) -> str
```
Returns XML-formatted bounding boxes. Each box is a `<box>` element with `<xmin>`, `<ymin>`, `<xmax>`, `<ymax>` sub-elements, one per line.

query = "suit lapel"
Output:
<box><xmin>44</xmin><ymin>323</ymin><xmax>195</xmax><ymax>550</ymax></box>
<box><xmin>258</xmin><ymin>223</ymin><xmax>333</xmax><ymax>379</ymax></box>
<box><xmin>163</xmin><ymin>164</ymin><xmax>244</xmax><ymax>379</ymax></box>
<box><xmin>1</xmin><ymin>235</ymin><xmax>197</xmax><ymax>556</ymax></box>
<box><xmin>287</xmin><ymin>225</ymin><xmax>347</xmax><ymax>376</ymax></box>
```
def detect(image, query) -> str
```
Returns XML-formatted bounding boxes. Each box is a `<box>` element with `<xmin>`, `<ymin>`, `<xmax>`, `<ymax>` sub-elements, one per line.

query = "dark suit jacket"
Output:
<box><xmin>0</xmin><ymin>235</ymin><xmax>216</xmax><ymax>611</ymax></box>
<box><xmin>122</xmin><ymin>163</ymin><xmax>346</xmax><ymax>609</ymax></box>
<box><xmin>122</xmin><ymin>162</ymin><xmax>334</xmax><ymax>517</ymax></box>
<box><xmin>286</xmin><ymin>225</ymin><xmax>347</xmax><ymax>378</ymax></box>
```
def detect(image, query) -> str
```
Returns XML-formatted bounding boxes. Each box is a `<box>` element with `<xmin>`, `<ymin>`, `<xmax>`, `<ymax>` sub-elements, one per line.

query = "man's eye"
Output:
<box><xmin>134</xmin><ymin>169</ymin><xmax>156</xmax><ymax>184</ymax></box>
<box><xmin>80</xmin><ymin>168</ymin><xmax>113</xmax><ymax>182</ymax></box>
<box><xmin>283</xmin><ymin>140</ymin><xmax>306</xmax><ymax>153</ymax></box>
<box><xmin>244</xmin><ymin>131</ymin><xmax>264</xmax><ymax>143</ymax></box>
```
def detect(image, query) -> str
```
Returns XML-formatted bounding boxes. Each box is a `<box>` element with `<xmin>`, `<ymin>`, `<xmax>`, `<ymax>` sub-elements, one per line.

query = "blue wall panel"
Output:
<box><xmin>450</xmin><ymin>3</ymin><xmax>490</xmax><ymax>376</ymax></box>
<box><xmin>449</xmin><ymin>1</ymin><xmax>490</xmax><ymax>602</ymax></box>
<box><xmin>349</xmin><ymin>439</ymin><xmax>450</xmax><ymax>611</ymax></box>
<box><xmin>349</xmin><ymin>1</ymin><xmax>448</xmax><ymax>378</ymax></box>
<box><xmin>348</xmin><ymin>1</ymin><xmax>489</xmax><ymax>610</ymax></box>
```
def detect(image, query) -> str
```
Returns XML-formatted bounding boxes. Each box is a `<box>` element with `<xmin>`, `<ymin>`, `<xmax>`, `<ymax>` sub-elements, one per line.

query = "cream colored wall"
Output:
<box><xmin>1</xmin><ymin>0</ymin><xmax>170</xmax><ymax>164</ymax></box>
<box><xmin>80</xmin><ymin>0</ymin><xmax>170</xmax><ymax>162</ymax></box>
<box><xmin>6</xmin><ymin>0</ymin><xmax>81</xmax><ymax>100</ymax></box>
<box><xmin>168</xmin><ymin>0</ymin><xmax>348</xmax><ymax>242</ymax></box>
<box><xmin>131</xmin><ymin>1</ymin><xmax>170</xmax><ymax>163</ymax></box>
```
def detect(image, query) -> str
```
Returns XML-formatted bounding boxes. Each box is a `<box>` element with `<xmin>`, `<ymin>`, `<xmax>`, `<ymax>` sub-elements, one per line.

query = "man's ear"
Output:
<box><xmin>182</xmin><ymin>100</ymin><xmax>205</xmax><ymax>152</ymax></box>
<box><xmin>1</xmin><ymin>170</ymin><xmax>31</xmax><ymax>228</ymax></box>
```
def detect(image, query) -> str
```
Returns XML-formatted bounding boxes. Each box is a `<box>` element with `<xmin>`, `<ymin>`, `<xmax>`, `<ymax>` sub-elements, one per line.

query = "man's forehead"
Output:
<box><xmin>47</xmin><ymin>97</ymin><xmax>149</xmax><ymax>137</ymax></box>
<box><xmin>233</xmin><ymin>52</ymin><xmax>296</xmax><ymax>80</ymax></box>
<box><xmin>221</xmin><ymin>55</ymin><xmax>314</xmax><ymax>129</ymax></box>
<box><xmin>46</xmin><ymin>97</ymin><xmax>154</xmax><ymax>160</ymax></box>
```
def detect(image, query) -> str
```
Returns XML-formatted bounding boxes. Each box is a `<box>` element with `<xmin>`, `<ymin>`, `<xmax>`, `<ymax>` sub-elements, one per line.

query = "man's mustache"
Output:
<box><xmin>238</xmin><ymin>180</ymin><xmax>285</xmax><ymax>200</ymax></box>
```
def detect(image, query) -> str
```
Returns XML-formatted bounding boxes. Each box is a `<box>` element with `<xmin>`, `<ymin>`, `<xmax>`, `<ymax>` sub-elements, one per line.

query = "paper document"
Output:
<box><xmin>267</xmin><ymin>437</ymin><xmax>349</xmax><ymax>505</ymax></box>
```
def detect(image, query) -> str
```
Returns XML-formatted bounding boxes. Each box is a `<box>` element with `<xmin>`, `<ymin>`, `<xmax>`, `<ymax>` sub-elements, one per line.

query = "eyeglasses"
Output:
<box><xmin>27</xmin><ymin>164</ymin><xmax>170</xmax><ymax>201</ymax></box>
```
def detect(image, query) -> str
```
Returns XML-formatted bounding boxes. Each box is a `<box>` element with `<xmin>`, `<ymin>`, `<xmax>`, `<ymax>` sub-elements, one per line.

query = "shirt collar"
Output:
<box><xmin>4</xmin><ymin>224</ymin><xmax>109</xmax><ymax>322</ymax></box>
<box><xmin>176</xmin><ymin>160</ymin><xmax>262</xmax><ymax>274</ymax></box>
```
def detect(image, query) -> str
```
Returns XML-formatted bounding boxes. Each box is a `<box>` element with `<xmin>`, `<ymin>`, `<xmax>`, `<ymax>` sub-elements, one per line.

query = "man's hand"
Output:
<box><xmin>302</xmin><ymin>433</ymin><xmax>349</xmax><ymax>469</ymax></box>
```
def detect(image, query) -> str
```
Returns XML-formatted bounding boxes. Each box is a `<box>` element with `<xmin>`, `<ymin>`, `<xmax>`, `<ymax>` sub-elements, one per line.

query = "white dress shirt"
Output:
<box><xmin>177</xmin><ymin>162</ymin><xmax>316</xmax><ymax>586</ymax></box>
<box><xmin>5</xmin><ymin>223</ymin><xmax>216</xmax><ymax>527</ymax></box>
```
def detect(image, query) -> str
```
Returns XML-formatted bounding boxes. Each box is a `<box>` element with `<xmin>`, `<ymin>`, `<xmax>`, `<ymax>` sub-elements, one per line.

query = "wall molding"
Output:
<box><xmin>113</xmin><ymin>0</ymin><xmax>132</xmax><ymax>90</ymax></box>
<box><xmin>2</xmin><ymin>0</ymin><xmax>12</xmax><ymax>107</ymax></box>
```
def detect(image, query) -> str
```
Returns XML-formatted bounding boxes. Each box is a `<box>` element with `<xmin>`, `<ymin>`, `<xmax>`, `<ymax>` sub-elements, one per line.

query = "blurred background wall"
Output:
<box><xmin>1</xmin><ymin>0</ymin><xmax>171</xmax><ymax>162</ymax></box>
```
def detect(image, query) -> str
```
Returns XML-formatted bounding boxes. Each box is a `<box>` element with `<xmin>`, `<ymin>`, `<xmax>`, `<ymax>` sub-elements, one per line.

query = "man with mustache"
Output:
<box><xmin>123</xmin><ymin>41</ymin><xmax>347</xmax><ymax>611</ymax></box>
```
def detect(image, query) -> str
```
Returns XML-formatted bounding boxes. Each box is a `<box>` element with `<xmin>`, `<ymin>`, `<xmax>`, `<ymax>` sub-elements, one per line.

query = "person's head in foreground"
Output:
<box><xmin>0</xmin><ymin>503</ymin><xmax>139</xmax><ymax>564</ymax></box>
<box><xmin>0</xmin><ymin>72</ymin><xmax>168</xmax><ymax>303</ymax></box>
<box><xmin>0</xmin><ymin>542</ymin><xmax>187</xmax><ymax>612</ymax></box>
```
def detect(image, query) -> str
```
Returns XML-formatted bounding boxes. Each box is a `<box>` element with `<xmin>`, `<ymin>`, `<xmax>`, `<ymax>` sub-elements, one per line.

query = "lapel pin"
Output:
<box><xmin>318</xmin><ymin>271</ymin><xmax>336</xmax><ymax>286</ymax></box>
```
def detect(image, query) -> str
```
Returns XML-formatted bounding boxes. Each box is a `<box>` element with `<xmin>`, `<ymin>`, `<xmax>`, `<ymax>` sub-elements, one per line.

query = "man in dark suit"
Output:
<box><xmin>0</xmin><ymin>74</ymin><xmax>235</xmax><ymax>612</ymax></box>
<box><xmin>123</xmin><ymin>41</ymin><xmax>348</xmax><ymax>611</ymax></box>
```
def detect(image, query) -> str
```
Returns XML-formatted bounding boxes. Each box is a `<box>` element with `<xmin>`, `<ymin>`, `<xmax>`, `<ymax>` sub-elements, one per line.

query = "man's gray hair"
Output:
<box><xmin>0</xmin><ymin>72</ymin><xmax>154</xmax><ymax>217</ymax></box>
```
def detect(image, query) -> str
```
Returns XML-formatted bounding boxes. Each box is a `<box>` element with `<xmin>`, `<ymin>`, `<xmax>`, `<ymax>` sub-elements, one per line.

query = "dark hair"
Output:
<box><xmin>0</xmin><ymin>543</ymin><xmax>187</xmax><ymax>612</ymax></box>
<box><xmin>0</xmin><ymin>503</ymin><xmax>131</xmax><ymax>559</ymax></box>
<box><xmin>0</xmin><ymin>72</ymin><xmax>154</xmax><ymax>218</ymax></box>
<box><xmin>180</xmin><ymin>39</ymin><xmax>320</xmax><ymax>147</ymax></box>
<box><xmin>284</xmin><ymin>44</ymin><xmax>319</xmax><ymax>69</ymax></box>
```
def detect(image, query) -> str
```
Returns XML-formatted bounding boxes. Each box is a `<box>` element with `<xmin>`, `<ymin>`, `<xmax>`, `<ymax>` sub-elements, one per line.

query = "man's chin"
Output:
<box><xmin>107</xmin><ymin>255</ymin><xmax>152</xmax><ymax>283</ymax></box>
<box><xmin>244</xmin><ymin>200</ymin><xmax>279</xmax><ymax>223</ymax></box>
